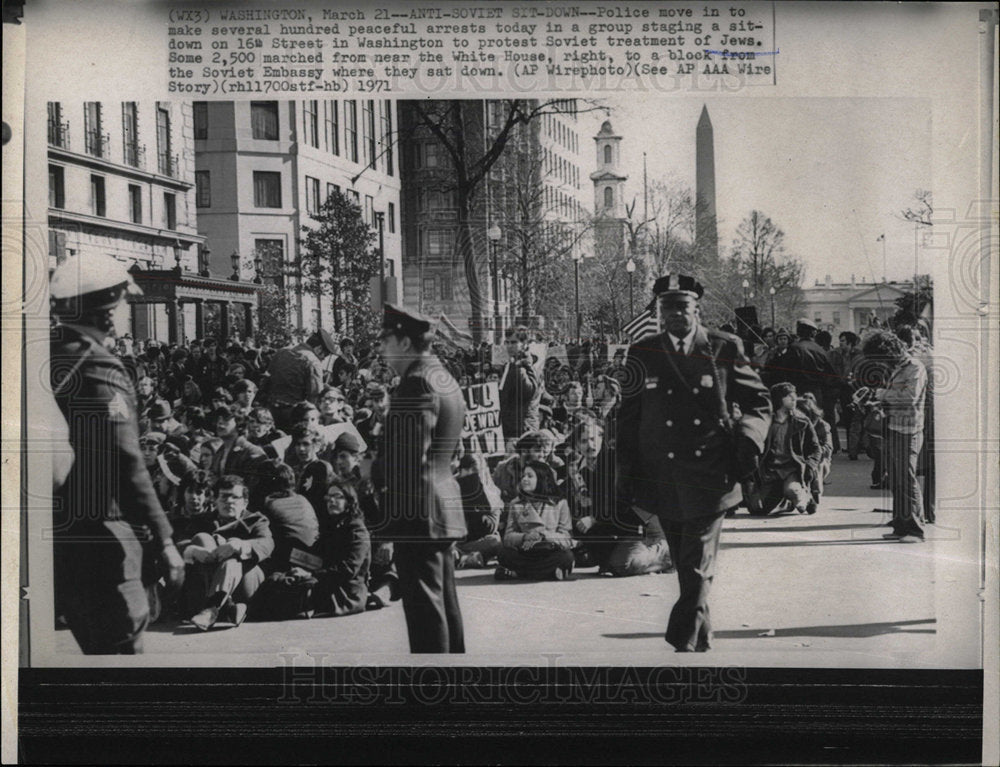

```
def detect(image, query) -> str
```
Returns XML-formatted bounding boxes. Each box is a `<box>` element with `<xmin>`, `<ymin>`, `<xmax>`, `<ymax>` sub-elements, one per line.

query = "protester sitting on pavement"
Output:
<box><xmin>170</xmin><ymin>469</ymin><xmax>216</xmax><ymax>542</ymax></box>
<box><xmin>136</xmin><ymin>375</ymin><xmax>158</xmax><ymax>421</ymax></box>
<box><xmin>287</xmin><ymin>425</ymin><xmax>336</xmax><ymax>519</ymax></box>
<box><xmin>495</xmin><ymin>460</ymin><xmax>575</xmax><ymax>581</ymax></box>
<box><xmin>564</xmin><ymin>414</ymin><xmax>672</xmax><ymax>577</ymax></box>
<box><xmin>208</xmin><ymin>405</ymin><xmax>267</xmax><ymax>495</ymax></box>
<box><xmin>493</xmin><ymin>431</ymin><xmax>547</xmax><ymax>504</ymax></box>
<box><xmin>310</xmin><ymin>480</ymin><xmax>371</xmax><ymax>615</ymax></box>
<box><xmin>797</xmin><ymin>391</ymin><xmax>833</xmax><ymax>502</ymax></box>
<box><xmin>747</xmin><ymin>383</ymin><xmax>822</xmax><ymax>516</ymax></box>
<box><xmin>245</xmin><ymin>406</ymin><xmax>288</xmax><ymax>459</ymax></box>
<box><xmin>863</xmin><ymin>330</ymin><xmax>928</xmax><ymax>544</ymax></box>
<box><xmin>231</xmin><ymin>379</ymin><xmax>258</xmax><ymax>419</ymax></box>
<box><xmin>317</xmin><ymin>385</ymin><xmax>348</xmax><ymax>425</ymax></box>
<box><xmin>181</xmin><ymin>474</ymin><xmax>274</xmax><ymax>630</ymax></box>
<box><xmin>454</xmin><ymin>453</ymin><xmax>504</xmax><ymax>569</ymax></box>
<box><xmin>256</xmin><ymin>460</ymin><xmax>320</xmax><ymax>576</ymax></box>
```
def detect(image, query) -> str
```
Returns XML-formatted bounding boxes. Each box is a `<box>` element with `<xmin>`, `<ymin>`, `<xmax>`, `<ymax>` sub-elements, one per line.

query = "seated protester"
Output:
<box><xmin>245</xmin><ymin>406</ymin><xmax>289</xmax><ymax>459</ymax></box>
<box><xmin>231</xmin><ymin>379</ymin><xmax>258</xmax><ymax>419</ymax></box>
<box><xmin>180</xmin><ymin>405</ymin><xmax>214</xmax><ymax>443</ymax></box>
<box><xmin>151</xmin><ymin>434</ymin><xmax>199</xmax><ymax>513</ymax></box>
<box><xmin>453</xmin><ymin>453</ymin><xmax>504</xmax><ymax>568</ymax></box>
<box><xmin>288</xmin><ymin>425</ymin><xmax>336</xmax><ymax>518</ymax></box>
<box><xmin>550</xmin><ymin>381</ymin><xmax>585</xmax><ymax>433</ymax></box>
<box><xmin>564</xmin><ymin>414</ymin><xmax>671</xmax><ymax>577</ymax></box>
<box><xmin>170</xmin><ymin>469</ymin><xmax>217</xmax><ymax>542</ymax></box>
<box><xmin>225</xmin><ymin>361</ymin><xmax>248</xmax><ymax>389</ymax></box>
<box><xmin>173</xmin><ymin>376</ymin><xmax>204</xmax><ymax>410</ymax></box>
<box><xmin>148</xmin><ymin>399</ymin><xmax>187</xmax><ymax>438</ymax></box>
<box><xmin>493</xmin><ymin>431</ymin><xmax>547</xmax><ymax>504</ymax></box>
<box><xmin>495</xmin><ymin>460</ymin><xmax>575</xmax><ymax>581</ymax></box>
<box><xmin>537</xmin><ymin>428</ymin><xmax>566</xmax><ymax>480</ymax></box>
<box><xmin>208</xmin><ymin>405</ymin><xmax>267</xmax><ymax>496</ymax></box>
<box><xmin>180</xmin><ymin>475</ymin><xmax>275</xmax><ymax>630</ymax></box>
<box><xmin>746</xmin><ymin>383</ymin><xmax>822</xmax><ymax>516</ymax></box>
<box><xmin>300</xmin><ymin>479</ymin><xmax>371</xmax><ymax>616</ymax></box>
<box><xmin>591</xmin><ymin>374</ymin><xmax>622</xmax><ymax>424</ymax></box>
<box><xmin>255</xmin><ymin>460</ymin><xmax>320</xmax><ymax>575</ymax></box>
<box><xmin>798</xmin><ymin>392</ymin><xmax>833</xmax><ymax>501</ymax></box>
<box><xmin>318</xmin><ymin>385</ymin><xmax>349</xmax><ymax>425</ymax></box>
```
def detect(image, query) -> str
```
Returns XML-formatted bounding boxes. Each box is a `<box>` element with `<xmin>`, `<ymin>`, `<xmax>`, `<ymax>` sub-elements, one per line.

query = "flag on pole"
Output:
<box><xmin>436</xmin><ymin>312</ymin><xmax>474</xmax><ymax>350</ymax></box>
<box><xmin>621</xmin><ymin>309</ymin><xmax>659</xmax><ymax>343</ymax></box>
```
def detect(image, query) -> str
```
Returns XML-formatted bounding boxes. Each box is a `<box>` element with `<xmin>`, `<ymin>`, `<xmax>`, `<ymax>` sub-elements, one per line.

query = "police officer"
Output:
<box><xmin>617</xmin><ymin>274</ymin><xmax>771</xmax><ymax>652</ymax></box>
<box><xmin>50</xmin><ymin>254</ymin><xmax>185</xmax><ymax>654</ymax></box>
<box><xmin>260</xmin><ymin>329</ymin><xmax>337</xmax><ymax>431</ymax></box>
<box><xmin>374</xmin><ymin>304</ymin><xmax>467</xmax><ymax>653</ymax></box>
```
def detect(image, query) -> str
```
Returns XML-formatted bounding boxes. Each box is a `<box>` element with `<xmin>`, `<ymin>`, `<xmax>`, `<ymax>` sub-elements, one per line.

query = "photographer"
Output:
<box><xmin>498</xmin><ymin>328</ymin><xmax>543</xmax><ymax>451</ymax></box>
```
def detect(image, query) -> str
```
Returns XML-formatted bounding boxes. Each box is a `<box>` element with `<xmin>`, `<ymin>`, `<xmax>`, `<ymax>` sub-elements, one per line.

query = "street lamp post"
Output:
<box><xmin>573</xmin><ymin>251</ymin><xmax>583</xmax><ymax>345</ymax></box>
<box><xmin>742</xmin><ymin>278</ymin><xmax>750</xmax><ymax>305</ymax></box>
<box><xmin>488</xmin><ymin>224</ymin><xmax>502</xmax><ymax>345</ymax></box>
<box><xmin>230</xmin><ymin>250</ymin><xmax>240</xmax><ymax>281</ymax></box>
<box><xmin>626</xmin><ymin>257</ymin><xmax>636</xmax><ymax>317</ymax></box>
<box><xmin>769</xmin><ymin>286</ymin><xmax>776</xmax><ymax>327</ymax></box>
<box><xmin>375</xmin><ymin>211</ymin><xmax>386</xmax><ymax>307</ymax></box>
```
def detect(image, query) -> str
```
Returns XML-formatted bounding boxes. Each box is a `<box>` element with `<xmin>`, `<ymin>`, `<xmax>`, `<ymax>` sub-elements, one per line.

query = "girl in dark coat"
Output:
<box><xmin>311</xmin><ymin>480</ymin><xmax>371</xmax><ymax>616</ymax></box>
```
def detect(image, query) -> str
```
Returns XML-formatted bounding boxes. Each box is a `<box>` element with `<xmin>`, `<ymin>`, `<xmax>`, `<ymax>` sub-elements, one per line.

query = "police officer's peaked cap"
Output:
<box><xmin>796</xmin><ymin>317</ymin><xmax>817</xmax><ymax>331</ymax></box>
<box><xmin>382</xmin><ymin>303</ymin><xmax>434</xmax><ymax>337</ymax></box>
<box><xmin>50</xmin><ymin>253</ymin><xmax>142</xmax><ymax>312</ymax></box>
<box><xmin>653</xmin><ymin>273</ymin><xmax>704</xmax><ymax>299</ymax></box>
<box><xmin>307</xmin><ymin>329</ymin><xmax>337</xmax><ymax>354</ymax></box>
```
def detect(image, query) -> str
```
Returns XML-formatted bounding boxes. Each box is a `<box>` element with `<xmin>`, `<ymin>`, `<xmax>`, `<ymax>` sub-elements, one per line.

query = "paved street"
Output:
<box><xmin>54</xmin><ymin>450</ymin><xmax>977</xmax><ymax>669</ymax></box>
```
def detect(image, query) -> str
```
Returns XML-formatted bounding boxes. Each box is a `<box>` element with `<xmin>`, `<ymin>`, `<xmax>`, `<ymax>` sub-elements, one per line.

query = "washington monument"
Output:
<box><xmin>695</xmin><ymin>105</ymin><xmax>718</xmax><ymax>260</ymax></box>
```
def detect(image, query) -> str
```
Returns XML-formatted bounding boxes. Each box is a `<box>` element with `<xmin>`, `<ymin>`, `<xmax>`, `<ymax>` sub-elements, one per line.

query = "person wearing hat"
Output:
<box><xmin>49</xmin><ymin>253</ymin><xmax>185</xmax><ymax>653</ymax></box>
<box><xmin>776</xmin><ymin>317</ymin><xmax>837</xmax><ymax>403</ymax></box>
<box><xmin>617</xmin><ymin>273</ymin><xmax>772</xmax><ymax>653</ymax></box>
<box><xmin>372</xmin><ymin>303</ymin><xmax>467</xmax><ymax>653</ymax></box>
<box><xmin>260</xmin><ymin>328</ymin><xmax>337</xmax><ymax>431</ymax></box>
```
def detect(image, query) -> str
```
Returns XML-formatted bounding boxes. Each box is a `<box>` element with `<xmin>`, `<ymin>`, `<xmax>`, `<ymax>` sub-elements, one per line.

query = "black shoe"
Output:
<box><xmin>805</xmin><ymin>501</ymin><xmax>818</xmax><ymax>515</ymax></box>
<box><xmin>494</xmin><ymin>567</ymin><xmax>517</xmax><ymax>581</ymax></box>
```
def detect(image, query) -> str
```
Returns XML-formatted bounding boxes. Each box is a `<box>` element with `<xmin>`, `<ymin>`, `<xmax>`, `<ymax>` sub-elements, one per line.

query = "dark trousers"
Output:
<box><xmin>394</xmin><ymin>542</ymin><xmax>465</xmax><ymax>654</ymax></box>
<box><xmin>886</xmin><ymin>428</ymin><xmax>924</xmax><ymax>537</ymax></box>
<box><xmin>55</xmin><ymin>520</ymin><xmax>149</xmax><ymax>655</ymax></box>
<box><xmin>660</xmin><ymin>512</ymin><xmax>727</xmax><ymax>652</ymax></box>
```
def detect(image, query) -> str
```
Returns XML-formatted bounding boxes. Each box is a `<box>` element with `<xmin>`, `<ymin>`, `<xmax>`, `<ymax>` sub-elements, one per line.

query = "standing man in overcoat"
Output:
<box><xmin>375</xmin><ymin>304</ymin><xmax>467</xmax><ymax>653</ymax></box>
<box><xmin>261</xmin><ymin>329</ymin><xmax>337</xmax><ymax>431</ymax></box>
<box><xmin>49</xmin><ymin>254</ymin><xmax>185</xmax><ymax>653</ymax></box>
<box><xmin>617</xmin><ymin>274</ymin><xmax>772</xmax><ymax>652</ymax></box>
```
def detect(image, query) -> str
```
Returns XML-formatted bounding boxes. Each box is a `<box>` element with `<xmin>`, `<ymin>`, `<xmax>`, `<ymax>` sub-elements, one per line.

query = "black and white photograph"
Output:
<box><xmin>4</xmin><ymin>1</ymin><xmax>997</xmax><ymax>763</ymax></box>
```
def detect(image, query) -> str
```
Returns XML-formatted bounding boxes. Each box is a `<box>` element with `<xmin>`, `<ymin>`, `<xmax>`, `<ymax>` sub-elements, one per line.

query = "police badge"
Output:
<box><xmin>700</xmin><ymin>375</ymin><xmax>714</xmax><ymax>389</ymax></box>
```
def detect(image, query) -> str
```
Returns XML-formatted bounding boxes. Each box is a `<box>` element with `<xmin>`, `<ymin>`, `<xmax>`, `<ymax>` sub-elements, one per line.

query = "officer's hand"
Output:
<box><xmin>160</xmin><ymin>542</ymin><xmax>185</xmax><ymax>590</ymax></box>
<box><xmin>735</xmin><ymin>438</ymin><xmax>761</xmax><ymax>478</ymax></box>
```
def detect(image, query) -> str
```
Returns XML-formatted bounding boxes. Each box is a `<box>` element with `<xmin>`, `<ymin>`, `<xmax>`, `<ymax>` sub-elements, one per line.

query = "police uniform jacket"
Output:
<box><xmin>51</xmin><ymin>323</ymin><xmax>173</xmax><ymax>543</ymax></box>
<box><xmin>377</xmin><ymin>356</ymin><xmax>467</xmax><ymax>541</ymax></box>
<box><xmin>780</xmin><ymin>338</ymin><xmax>837</xmax><ymax>400</ymax></box>
<box><xmin>617</xmin><ymin>325</ymin><xmax>772</xmax><ymax>521</ymax></box>
<box><xmin>263</xmin><ymin>343</ymin><xmax>324</xmax><ymax>407</ymax></box>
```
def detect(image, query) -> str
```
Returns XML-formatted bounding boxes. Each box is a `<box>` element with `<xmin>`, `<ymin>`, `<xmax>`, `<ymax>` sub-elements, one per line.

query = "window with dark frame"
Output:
<box><xmin>47</xmin><ymin>102</ymin><xmax>65</xmax><ymax>147</ymax></box>
<box><xmin>84</xmin><ymin>102</ymin><xmax>103</xmax><ymax>157</ymax></box>
<box><xmin>439</xmin><ymin>274</ymin><xmax>453</xmax><ymax>301</ymax></box>
<box><xmin>306</xmin><ymin>176</ymin><xmax>320</xmax><ymax>216</ymax></box>
<box><xmin>90</xmin><ymin>175</ymin><xmax>106</xmax><ymax>217</ymax></box>
<box><xmin>156</xmin><ymin>105</ymin><xmax>173</xmax><ymax>176</ymax></box>
<box><xmin>128</xmin><ymin>184</ymin><xmax>142</xmax><ymax>223</ymax></box>
<box><xmin>364</xmin><ymin>100</ymin><xmax>377</xmax><ymax>169</ymax></box>
<box><xmin>326</xmin><ymin>100</ymin><xmax>339</xmax><ymax>155</ymax></box>
<box><xmin>195</xmin><ymin>170</ymin><xmax>211</xmax><ymax>208</ymax></box>
<box><xmin>163</xmin><ymin>192</ymin><xmax>176</xmax><ymax>229</ymax></box>
<box><xmin>253</xmin><ymin>171</ymin><xmax>282</xmax><ymax>208</ymax></box>
<box><xmin>122</xmin><ymin>102</ymin><xmax>140</xmax><ymax>167</ymax></box>
<box><xmin>303</xmin><ymin>100</ymin><xmax>319</xmax><ymax>148</ymax></box>
<box><xmin>422</xmin><ymin>276</ymin><xmax>436</xmax><ymax>300</ymax></box>
<box><xmin>251</xmin><ymin>101</ymin><xmax>279</xmax><ymax>140</ymax></box>
<box><xmin>326</xmin><ymin>182</ymin><xmax>339</xmax><ymax>203</ymax></box>
<box><xmin>387</xmin><ymin>201</ymin><xmax>396</xmax><ymax>233</ymax></box>
<box><xmin>193</xmin><ymin>101</ymin><xmax>208</xmax><ymax>139</ymax></box>
<box><xmin>254</xmin><ymin>238</ymin><xmax>285</xmax><ymax>288</ymax></box>
<box><xmin>48</xmin><ymin>165</ymin><xmax>65</xmax><ymax>209</ymax></box>
<box><xmin>381</xmin><ymin>101</ymin><xmax>394</xmax><ymax>176</ymax></box>
<box><xmin>345</xmin><ymin>100</ymin><xmax>358</xmax><ymax>163</ymax></box>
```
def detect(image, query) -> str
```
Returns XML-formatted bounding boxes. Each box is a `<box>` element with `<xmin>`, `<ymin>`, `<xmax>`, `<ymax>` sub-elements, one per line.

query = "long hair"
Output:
<box><xmin>322</xmin><ymin>478</ymin><xmax>363</xmax><ymax>523</ymax></box>
<box><xmin>519</xmin><ymin>459</ymin><xmax>562</xmax><ymax>503</ymax></box>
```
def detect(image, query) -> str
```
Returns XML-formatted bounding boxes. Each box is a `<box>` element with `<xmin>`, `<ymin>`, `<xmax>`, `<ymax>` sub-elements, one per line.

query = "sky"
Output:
<box><xmin>582</xmin><ymin>96</ymin><xmax>932</xmax><ymax>286</ymax></box>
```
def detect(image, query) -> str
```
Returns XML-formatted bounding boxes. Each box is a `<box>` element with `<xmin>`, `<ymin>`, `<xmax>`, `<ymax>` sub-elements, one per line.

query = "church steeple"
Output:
<box><xmin>591</xmin><ymin>120</ymin><xmax>627</xmax><ymax>220</ymax></box>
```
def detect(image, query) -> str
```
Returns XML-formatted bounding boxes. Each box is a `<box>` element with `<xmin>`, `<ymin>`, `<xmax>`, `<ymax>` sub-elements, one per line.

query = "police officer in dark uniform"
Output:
<box><xmin>49</xmin><ymin>254</ymin><xmax>185</xmax><ymax>654</ymax></box>
<box><xmin>617</xmin><ymin>274</ymin><xmax>771</xmax><ymax>652</ymax></box>
<box><xmin>374</xmin><ymin>304</ymin><xmax>466</xmax><ymax>653</ymax></box>
<box><xmin>260</xmin><ymin>329</ymin><xmax>337</xmax><ymax>431</ymax></box>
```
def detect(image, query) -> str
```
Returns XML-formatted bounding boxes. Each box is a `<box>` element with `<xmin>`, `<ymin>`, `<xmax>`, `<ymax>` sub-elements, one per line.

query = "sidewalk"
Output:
<box><xmin>54</xmin><ymin>452</ymin><xmax>962</xmax><ymax>668</ymax></box>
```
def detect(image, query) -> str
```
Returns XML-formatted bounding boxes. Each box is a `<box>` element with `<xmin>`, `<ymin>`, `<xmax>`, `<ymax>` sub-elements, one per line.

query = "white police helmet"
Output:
<box><xmin>50</xmin><ymin>253</ymin><xmax>142</xmax><ymax>313</ymax></box>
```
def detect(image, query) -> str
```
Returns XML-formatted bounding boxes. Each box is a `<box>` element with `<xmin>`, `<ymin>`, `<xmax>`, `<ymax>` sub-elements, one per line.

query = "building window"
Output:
<box><xmin>364</xmin><ymin>195</ymin><xmax>374</xmax><ymax>225</ymax></box>
<box><xmin>122</xmin><ymin>102</ymin><xmax>141</xmax><ymax>167</ymax></box>
<box><xmin>48</xmin><ymin>165</ymin><xmax>65</xmax><ymax>209</ymax></box>
<box><xmin>163</xmin><ymin>192</ymin><xmax>176</xmax><ymax>229</ymax></box>
<box><xmin>195</xmin><ymin>171</ymin><xmax>211</xmax><ymax>208</ymax></box>
<box><xmin>128</xmin><ymin>184</ymin><xmax>142</xmax><ymax>223</ymax></box>
<box><xmin>303</xmin><ymin>100</ymin><xmax>319</xmax><ymax>148</ymax></box>
<box><xmin>604</xmin><ymin>144</ymin><xmax>612</xmax><ymax>165</ymax></box>
<box><xmin>422</xmin><ymin>277</ymin><xmax>436</xmax><ymax>300</ymax></box>
<box><xmin>604</xmin><ymin>187</ymin><xmax>614</xmax><ymax>209</ymax></box>
<box><xmin>427</xmin><ymin>230</ymin><xmax>451</xmax><ymax>258</ymax></box>
<box><xmin>439</xmin><ymin>275</ymin><xmax>453</xmax><ymax>301</ymax></box>
<box><xmin>423</xmin><ymin>142</ymin><xmax>441</xmax><ymax>168</ymax></box>
<box><xmin>344</xmin><ymin>100</ymin><xmax>358</xmax><ymax>162</ymax></box>
<box><xmin>387</xmin><ymin>201</ymin><xmax>396</xmax><ymax>233</ymax></box>
<box><xmin>156</xmin><ymin>105</ymin><xmax>173</xmax><ymax>176</ymax></box>
<box><xmin>251</xmin><ymin>101</ymin><xmax>279</xmax><ymax>140</ymax></box>
<box><xmin>90</xmin><ymin>175</ymin><xmax>106</xmax><ymax>217</ymax></box>
<box><xmin>833</xmin><ymin>311</ymin><xmax>841</xmax><ymax>326</ymax></box>
<box><xmin>306</xmin><ymin>176</ymin><xmax>320</xmax><ymax>216</ymax></box>
<box><xmin>47</xmin><ymin>102</ymin><xmax>67</xmax><ymax>147</ymax></box>
<box><xmin>253</xmin><ymin>171</ymin><xmax>282</xmax><ymax>208</ymax></box>
<box><xmin>193</xmin><ymin>101</ymin><xmax>208</xmax><ymax>139</ymax></box>
<box><xmin>325</xmin><ymin>100</ymin><xmax>339</xmax><ymax>155</ymax></box>
<box><xmin>362</xmin><ymin>100</ymin><xmax>377</xmax><ymax>169</ymax></box>
<box><xmin>348</xmin><ymin>189</ymin><xmax>360</xmax><ymax>206</ymax></box>
<box><xmin>84</xmin><ymin>102</ymin><xmax>104</xmax><ymax>157</ymax></box>
<box><xmin>254</xmin><ymin>238</ymin><xmax>284</xmax><ymax>287</ymax></box>
<box><xmin>381</xmin><ymin>101</ymin><xmax>394</xmax><ymax>176</ymax></box>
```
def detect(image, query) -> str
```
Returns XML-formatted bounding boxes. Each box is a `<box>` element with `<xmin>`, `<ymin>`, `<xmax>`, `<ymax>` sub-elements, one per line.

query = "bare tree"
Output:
<box><xmin>900</xmin><ymin>189</ymin><xmax>933</xmax><ymax>228</ymax></box>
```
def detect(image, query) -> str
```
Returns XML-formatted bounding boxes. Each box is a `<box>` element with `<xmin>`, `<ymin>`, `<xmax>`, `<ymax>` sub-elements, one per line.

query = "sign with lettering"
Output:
<box><xmin>461</xmin><ymin>382</ymin><xmax>504</xmax><ymax>456</ymax></box>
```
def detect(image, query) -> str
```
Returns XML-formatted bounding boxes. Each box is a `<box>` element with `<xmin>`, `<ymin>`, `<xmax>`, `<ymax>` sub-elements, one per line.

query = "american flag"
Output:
<box><xmin>621</xmin><ymin>309</ymin><xmax>659</xmax><ymax>343</ymax></box>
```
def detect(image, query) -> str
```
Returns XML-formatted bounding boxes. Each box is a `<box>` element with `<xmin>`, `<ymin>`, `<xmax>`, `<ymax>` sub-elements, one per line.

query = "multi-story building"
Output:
<box><xmin>46</xmin><ymin>100</ymin><xmax>209</xmax><ymax>339</ymax></box>
<box><xmin>398</xmin><ymin>99</ymin><xmax>589</xmax><ymax>341</ymax></box>
<box><xmin>800</xmin><ymin>274</ymin><xmax>918</xmax><ymax>333</ymax></box>
<box><xmin>193</xmin><ymin>99</ymin><xmax>402</xmax><ymax>339</ymax></box>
